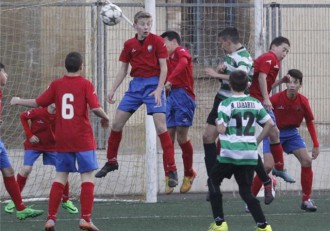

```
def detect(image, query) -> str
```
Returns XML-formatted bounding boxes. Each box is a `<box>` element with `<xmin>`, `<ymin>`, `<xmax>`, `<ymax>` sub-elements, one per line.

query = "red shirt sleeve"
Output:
<box><xmin>167</xmin><ymin>56</ymin><xmax>188</xmax><ymax>83</ymax></box>
<box><xmin>20</xmin><ymin>110</ymin><xmax>34</xmax><ymax>139</ymax></box>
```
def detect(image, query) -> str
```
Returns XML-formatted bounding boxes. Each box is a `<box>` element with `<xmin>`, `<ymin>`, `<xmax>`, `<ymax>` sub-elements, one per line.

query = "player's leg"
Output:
<box><xmin>203</xmin><ymin>95</ymin><xmax>222</xmax><ymax>177</ymax></box>
<box><xmin>96</xmin><ymin>77</ymin><xmax>144</xmax><ymax>178</ymax></box>
<box><xmin>0</xmin><ymin>143</ymin><xmax>43</xmax><ymax>219</ymax></box>
<box><xmin>282</xmin><ymin>128</ymin><xmax>316</xmax><ymax>212</ymax></box>
<box><xmin>176</xmin><ymin>126</ymin><xmax>196</xmax><ymax>193</ymax></box>
<box><xmin>45</xmin><ymin>153</ymin><xmax>71</xmax><ymax>230</ymax></box>
<box><xmin>168</xmin><ymin>88</ymin><xmax>196</xmax><ymax>193</ymax></box>
<box><xmin>236</xmin><ymin>166</ymin><xmax>272</xmax><ymax>231</ymax></box>
<box><xmin>207</xmin><ymin>162</ymin><xmax>230</xmax><ymax>231</ymax></box>
<box><xmin>95</xmin><ymin>109</ymin><xmax>132</xmax><ymax>178</ymax></box>
<box><xmin>78</xmin><ymin>150</ymin><xmax>99</xmax><ymax>231</ymax></box>
<box><xmin>253</xmin><ymin>155</ymin><xmax>274</xmax><ymax>205</ymax></box>
<box><xmin>153</xmin><ymin>112</ymin><xmax>178</xmax><ymax>192</ymax></box>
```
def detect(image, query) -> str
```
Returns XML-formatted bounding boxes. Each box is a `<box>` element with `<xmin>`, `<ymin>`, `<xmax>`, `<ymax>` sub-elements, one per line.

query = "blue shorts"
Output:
<box><xmin>166</xmin><ymin>88</ymin><xmax>196</xmax><ymax>128</ymax></box>
<box><xmin>55</xmin><ymin>150</ymin><xmax>98</xmax><ymax>173</ymax></box>
<box><xmin>23</xmin><ymin>150</ymin><xmax>57</xmax><ymax>166</ymax></box>
<box><xmin>0</xmin><ymin>139</ymin><xmax>12</xmax><ymax>169</ymax></box>
<box><xmin>279</xmin><ymin>128</ymin><xmax>306</xmax><ymax>154</ymax></box>
<box><xmin>262</xmin><ymin>110</ymin><xmax>278</xmax><ymax>154</ymax></box>
<box><xmin>118</xmin><ymin>76</ymin><xmax>166</xmax><ymax>115</ymax></box>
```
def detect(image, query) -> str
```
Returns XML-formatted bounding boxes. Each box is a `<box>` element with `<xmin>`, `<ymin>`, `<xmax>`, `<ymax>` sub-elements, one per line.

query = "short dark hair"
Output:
<box><xmin>218</xmin><ymin>27</ymin><xmax>240</xmax><ymax>44</ymax></box>
<box><xmin>288</xmin><ymin>69</ymin><xmax>303</xmax><ymax>84</ymax></box>
<box><xmin>269</xmin><ymin>36</ymin><xmax>290</xmax><ymax>49</ymax></box>
<box><xmin>161</xmin><ymin>31</ymin><xmax>181</xmax><ymax>45</ymax></box>
<box><xmin>229</xmin><ymin>70</ymin><xmax>248</xmax><ymax>92</ymax></box>
<box><xmin>65</xmin><ymin>52</ymin><xmax>83</xmax><ymax>73</ymax></box>
<box><xmin>0</xmin><ymin>63</ymin><xmax>5</xmax><ymax>70</ymax></box>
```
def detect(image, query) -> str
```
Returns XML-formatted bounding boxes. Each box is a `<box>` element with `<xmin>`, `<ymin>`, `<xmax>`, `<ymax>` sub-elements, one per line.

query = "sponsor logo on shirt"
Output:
<box><xmin>273</xmin><ymin>64</ymin><xmax>279</xmax><ymax>69</ymax></box>
<box><xmin>36</xmin><ymin>120</ymin><xmax>45</xmax><ymax>124</ymax></box>
<box><xmin>277</xmin><ymin>105</ymin><xmax>284</xmax><ymax>110</ymax></box>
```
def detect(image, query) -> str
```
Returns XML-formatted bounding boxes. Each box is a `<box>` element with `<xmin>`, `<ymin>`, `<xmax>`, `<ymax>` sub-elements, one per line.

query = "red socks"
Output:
<box><xmin>62</xmin><ymin>182</ymin><xmax>70</xmax><ymax>202</ymax></box>
<box><xmin>301</xmin><ymin>167</ymin><xmax>313</xmax><ymax>201</ymax></box>
<box><xmin>107</xmin><ymin>130</ymin><xmax>122</xmax><ymax>163</ymax></box>
<box><xmin>80</xmin><ymin>182</ymin><xmax>94</xmax><ymax>222</ymax></box>
<box><xmin>159</xmin><ymin>131</ymin><xmax>176</xmax><ymax>174</ymax></box>
<box><xmin>48</xmin><ymin>182</ymin><xmax>65</xmax><ymax>221</ymax></box>
<box><xmin>3</xmin><ymin>176</ymin><xmax>25</xmax><ymax>211</ymax></box>
<box><xmin>17</xmin><ymin>173</ymin><xmax>27</xmax><ymax>192</ymax></box>
<box><xmin>270</xmin><ymin>143</ymin><xmax>284</xmax><ymax>171</ymax></box>
<box><xmin>180</xmin><ymin>140</ymin><xmax>194</xmax><ymax>177</ymax></box>
<box><xmin>251</xmin><ymin>175</ymin><xmax>263</xmax><ymax>197</ymax></box>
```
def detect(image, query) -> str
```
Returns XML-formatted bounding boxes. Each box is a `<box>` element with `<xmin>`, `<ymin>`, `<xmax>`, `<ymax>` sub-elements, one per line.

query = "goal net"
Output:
<box><xmin>1</xmin><ymin>0</ymin><xmax>329</xmax><ymax>202</ymax></box>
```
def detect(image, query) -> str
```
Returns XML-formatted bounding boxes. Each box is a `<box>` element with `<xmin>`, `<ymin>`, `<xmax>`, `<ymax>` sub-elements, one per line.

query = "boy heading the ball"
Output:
<box><xmin>95</xmin><ymin>11</ymin><xmax>179</xmax><ymax>193</ymax></box>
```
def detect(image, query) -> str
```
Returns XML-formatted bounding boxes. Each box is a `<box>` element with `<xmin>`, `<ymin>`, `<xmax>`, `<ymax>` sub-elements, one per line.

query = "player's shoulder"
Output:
<box><xmin>175</xmin><ymin>46</ymin><xmax>191</xmax><ymax>58</ymax></box>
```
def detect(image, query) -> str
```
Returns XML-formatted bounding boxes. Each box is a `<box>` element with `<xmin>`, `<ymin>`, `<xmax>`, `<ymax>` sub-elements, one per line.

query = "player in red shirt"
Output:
<box><xmin>249</xmin><ymin>36</ymin><xmax>296</xmax><ymax>184</ymax></box>
<box><xmin>11</xmin><ymin>52</ymin><xmax>109</xmax><ymax>231</ymax></box>
<box><xmin>95</xmin><ymin>11</ymin><xmax>178</xmax><ymax>192</ymax></box>
<box><xmin>4</xmin><ymin>104</ymin><xmax>78</xmax><ymax>215</ymax></box>
<box><xmin>0</xmin><ymin>62</ymin><xmax>44</xmax><ymax>220</ymax></box>
<box><xmin>272</xmin><ymin>69</ymin><xmax>318</xmax><ymax>211</ymax></box>
<box><xmin>161</xmin><ymin>31</ymin><xmax>196</xmax><ymax>194</ymax></box>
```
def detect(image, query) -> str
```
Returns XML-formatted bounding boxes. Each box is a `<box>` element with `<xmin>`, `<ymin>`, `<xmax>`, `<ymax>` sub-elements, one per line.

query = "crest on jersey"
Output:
<box><xmin>147</xmin><ymin>45</ymin><xmax>153</xmax><ymax>52</ymax></box>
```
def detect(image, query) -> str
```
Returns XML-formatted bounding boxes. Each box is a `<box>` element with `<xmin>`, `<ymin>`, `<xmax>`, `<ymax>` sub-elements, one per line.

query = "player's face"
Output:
<box><xmin>272</xmin><ymin>43</ymin><xmax>290</xmax><ymax>61</ymax></box>
<box><xmin>286</xmin><ymin>76</ymin><xmax>301</xmax><ymax>96</ymax></box>
<box><xmin>0</xmin><ymin>68</ymin><xmax>8</xmax><ymax>86</ymax></box>
<box><xmin>163</xmin><ymin>37</ymin><xmax>174</xmax><ymax>53</ymax></box>
<box><xmin>218</xmin><ymin>37</ymin><xmax>230</xmax><ymax>54</ymax></box>
<box><xmin>134</xmin><ymin>18</ymin><xmax>152</xmax><ymax>40</ymax></box>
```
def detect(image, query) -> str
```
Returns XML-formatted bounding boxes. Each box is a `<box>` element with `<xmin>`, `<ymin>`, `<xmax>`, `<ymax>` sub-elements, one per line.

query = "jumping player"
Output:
<box><xmin>161</xmin><ymin>30</ymin><xmax>196</xmax><ymax>194</ymax></box>
<box><xmin>95</xmin><ymin>11</ymin><xmax>178</xmax><ymax>192</ymax></box>
<box><xmin>249</xmin><ymin>36</ymin><xmax>296</xmax><ymax>183</ymax></box>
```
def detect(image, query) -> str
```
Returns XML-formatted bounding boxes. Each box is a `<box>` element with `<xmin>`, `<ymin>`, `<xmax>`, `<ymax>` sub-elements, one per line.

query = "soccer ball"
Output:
<box><xmin>100</xmin><ymin>4</ymin><xmax>122</xmax><ymax>26</ymax></box>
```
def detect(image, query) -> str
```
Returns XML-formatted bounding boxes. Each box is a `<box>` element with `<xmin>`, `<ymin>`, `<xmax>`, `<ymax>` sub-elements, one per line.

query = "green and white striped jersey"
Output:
<box><xmin>217</xmin><ymin>95</ymin><xmax>271</xmax><ymax>165</ymax></box>
<box><xmin>218</xmin><ymin>47</ymin><xmax>253</xmax><ymax>99</ymax></box>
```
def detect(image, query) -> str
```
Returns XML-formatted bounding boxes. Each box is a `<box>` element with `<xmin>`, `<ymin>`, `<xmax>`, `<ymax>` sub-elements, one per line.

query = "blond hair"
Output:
<box><xmin>134</xmin><ymin>11</ymin><xmax>152</xmax><ymax>24</ymax></box>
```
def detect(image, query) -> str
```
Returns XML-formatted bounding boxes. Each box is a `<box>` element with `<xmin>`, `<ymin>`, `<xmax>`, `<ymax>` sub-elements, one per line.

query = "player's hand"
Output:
<box><xmin>311</xmin><ymin>147</ymin><xmax>320</xmax><ymax>159</ymax></box>
<box><xmin>281</xmin><ymin>75</ymin><xmax>290</xmax><ymax>83</ymax></box>
<box><xmin>10</xmin><ymin>97</ymin><xmax>20</xmax><ymax>105</ymax></box>
<box><xmin>262</xmin><ymin>98</ymin><xmax>273</xmax><ymax>111</ymax></box>
<box><xmin>149</xmin><ymin>87</ymin><xmax>162</xmax><ymax>106</ymax></box>
<box><xmin>216</xmin><ymin>64</ymin><xmax>227</xmax><ymax>73</ymax></box>
<box><xmin>165</xmin><ymin>81</ymin><xmax>172</xmax><ymax>91</ymax></box>
<box><xmin>29</xmin><ymin>135</ymin><xmax>39</xmax><ymax>144</ymax></box>
<box><xmin>205</xmin><ymin>68</ymin><xmax>218</xmax><ymax>77</ymax></box>
<box><xmin>100</xmin><ymin>118</ymin><xmax>109</xmax><ymax>128</ymax></box>
<box><xmin>107</xmin><ymin>91</ymin><xmax>116</xmax><ymax>104</ymax></box>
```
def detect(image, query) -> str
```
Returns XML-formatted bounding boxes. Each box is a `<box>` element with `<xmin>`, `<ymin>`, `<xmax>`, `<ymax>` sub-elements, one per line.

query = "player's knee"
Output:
<box><xmin>269</xmin><ymin>127</ymin><xmax>280</xmax><ymax>142</ymax></box>
<box><xmin>20</xmin><ymin>167</ymin><xmax>32</xmax><ymax>177</ymax></box>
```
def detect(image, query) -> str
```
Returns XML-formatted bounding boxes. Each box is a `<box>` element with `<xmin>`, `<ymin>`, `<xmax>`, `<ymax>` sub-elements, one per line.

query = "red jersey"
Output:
<box><xmin>166</xmin><ymin>46</ymin><xmax>195</xmax><ymax>99</ymax></box>
<box><xmin>21</xmin><ymin>107</ymin><xmax>56</xmax><ymax>151</ymax></box>
<box><xmin>249</xmin><ymin>51</ymin><xmax>280</xmax><ymax>101</ymax></box>
<box><xmin>36</xmin><ymin>76</ymin><xmax>100</xmax><ymax>152</ymax></box>
<box><xmin>271</xmin><ymin>90</ymin><xmax>314</xmax><ymax>129</ymax></box>
<box><xmin>119</xmin><ymin>33</ymin><xmax>168</xmax><ymax>77</ymax></box>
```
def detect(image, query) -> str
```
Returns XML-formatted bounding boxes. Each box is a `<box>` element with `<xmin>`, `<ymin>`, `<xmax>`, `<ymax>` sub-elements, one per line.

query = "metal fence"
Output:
<box><xmin>0</xmin><ymin>1</ymin><xmax>329</xmax><ymax>199</ymax></box>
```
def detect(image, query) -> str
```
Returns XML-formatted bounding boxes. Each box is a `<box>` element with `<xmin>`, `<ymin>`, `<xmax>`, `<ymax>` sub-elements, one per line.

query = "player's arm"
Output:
<box><xmin>257</xmin><ymin>118</ymin><xmax>274</xmax><ymax>145</ymax></box>
<box><xmin>306</xmin><ymin>119</ymin><xmax>320</xmax><ymax>159</ymax></box>
<box><xmin>91</xmin><ymin>107</ymin><xmax>110</xmax><ymax>129</ymax></box>
<box><xmin>165</xmin><ymin>56</ymin><xmax>188</xmax><ymax>90</ymax></box>
<box><xmin>149</xmin><ymin>58</ymin><xmax>167</xmax><ymax>106</ymax></box>
<box><xmin>272</xmin><ymin>74</ymin><xmax>290</xmax><ymax>89</ymax></box>
<box><xmin>10</xmin><ymin>97</ymin><xmax>38</xmax><ymax>107</ymax></box>
<box><xmin>258</xmin><ymin>72</ymin><xmax>272</xmax><ymax>111</ymax></box>
<box><xmin>107</xmin><ymin>62</ymin><xmax>129</xmax><ymax>104</ymax></box>
<box><xmin>20</xmin><ymin>111</ymin><xmax>40</xmax><ymax>144</ymax></box>
<box><xmin>205</xmin><ymin>67</ymin><xmax>229</xmax><ymax>80</ymax></box>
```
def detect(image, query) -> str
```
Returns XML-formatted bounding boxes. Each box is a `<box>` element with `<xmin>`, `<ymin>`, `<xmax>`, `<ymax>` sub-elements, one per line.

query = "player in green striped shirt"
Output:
<box><xmin>207</xmin><ymin>70</ymin><xmax>274</xmax><ymax>231</ymax></box>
